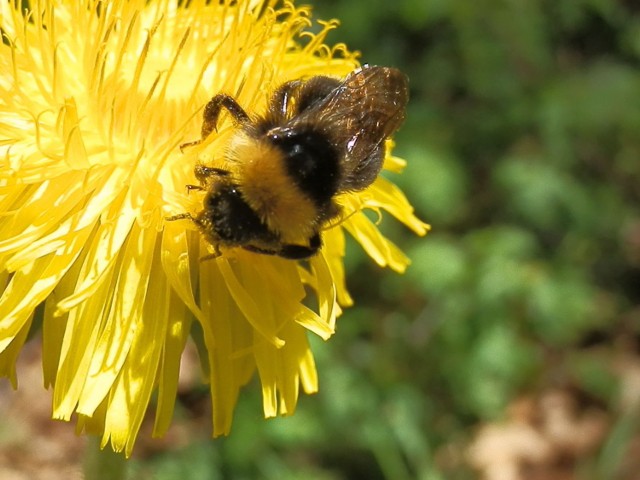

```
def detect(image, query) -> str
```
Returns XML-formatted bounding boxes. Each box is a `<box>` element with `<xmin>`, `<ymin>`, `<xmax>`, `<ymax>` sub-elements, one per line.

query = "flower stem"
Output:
<box><xmin>83</xmin><ymin>436</ymin><xmax>128</xmax><ymax>480</ymax></box>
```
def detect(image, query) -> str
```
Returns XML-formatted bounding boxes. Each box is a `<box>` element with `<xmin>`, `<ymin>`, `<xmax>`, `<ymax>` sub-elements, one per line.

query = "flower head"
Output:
<box><xmin>0</xmin><ymin>0</ymin><xmax>428</xmax><ymax>455</ymax></box>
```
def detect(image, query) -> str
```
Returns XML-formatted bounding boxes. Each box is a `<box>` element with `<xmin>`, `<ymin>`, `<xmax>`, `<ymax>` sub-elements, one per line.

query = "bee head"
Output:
<box><xmin>201</xmin><ymin>183</ymin><xmax>274</xmax><ymax>245</ymax></box>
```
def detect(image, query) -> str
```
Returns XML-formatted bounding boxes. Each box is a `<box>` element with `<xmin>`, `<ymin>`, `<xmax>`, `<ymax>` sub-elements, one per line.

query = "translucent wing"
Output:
<box><xmin>286</xmin><ymin>66</ymin><xmax>409</xmax><ymax>191</ymax></box>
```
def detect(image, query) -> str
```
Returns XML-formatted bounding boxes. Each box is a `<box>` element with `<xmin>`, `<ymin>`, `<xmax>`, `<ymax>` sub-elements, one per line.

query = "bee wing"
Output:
<box><xmin>292</xmin><ymin>66</ymin><xmax>409</xmax><ymax>191</ymax></box>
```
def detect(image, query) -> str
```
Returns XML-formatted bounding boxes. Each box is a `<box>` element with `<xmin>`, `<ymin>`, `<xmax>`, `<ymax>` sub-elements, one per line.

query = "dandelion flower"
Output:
<box><xmin>0</xmin><ymin>0</ymin><xmax>428</xmax><ymax>455</ymax></box>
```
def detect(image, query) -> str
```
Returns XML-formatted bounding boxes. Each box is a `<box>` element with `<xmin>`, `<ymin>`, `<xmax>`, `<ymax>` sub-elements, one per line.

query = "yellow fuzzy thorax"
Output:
<box><xmin>226</xmin><ymin>132</ymin><xmax>319</xmax><ymax>244</ymax></box>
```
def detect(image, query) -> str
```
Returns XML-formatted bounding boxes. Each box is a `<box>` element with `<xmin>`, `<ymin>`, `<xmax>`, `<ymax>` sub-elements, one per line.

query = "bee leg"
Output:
<box><xmin>200</xmin><ymin>244</ymin><xmax>223</xmax><ymax>261</ymax></box>
<box><xmin>179</xmin><ymin>139</ymin><xmax>201</xmax><ymax>152</ymax></box>
<box><xmin>242</xmin><ymin>245</ymin><xmax>279</xmax><ymax>256</ymax></box>
<box><xmin>277</xmin><ymin>233</ymin><xmax>322</xmax><ymax>260</ymax></box>
<box><xmin>194</xmin><ymin>164</ymin><xmax>230</xmax><ymax>182</ymax></box>
<box><xmin>269</xmin><ymin>80</ymin><xmax>302</xmax><ymax>119</ymax></box>
<box><xmin>201</xmin><ymin>94</ymin><xmax>250</xmax><ymax>138</ymax></box>
<box><xmin>186</xmin><ymin>184</ymin><xmax>205</xmax><ymax>193</ymax></box>
<box><xmin>180</xmin><ymin>94</ymin><xmax>250</xmax><ymax>151</ymax></box>
<box><xmin>165</xmin><ymin>212</ymin><xmax>195</xmax><ymax>222</ymax></box>
<box><xmin>165</xmin><ymin>212</ymin><xmax>209</xmax><ymax>235</ymax></box>
<box><xmin>164</xmin><ymin>214</ymin><xmax>223</xmax><ymax>260</ymax></box>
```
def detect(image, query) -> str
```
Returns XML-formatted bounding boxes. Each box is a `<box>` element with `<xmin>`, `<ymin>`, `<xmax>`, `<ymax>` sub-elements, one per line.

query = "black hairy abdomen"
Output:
<box><xmin>272</xmin><ymin>130</ymin><xmax>340</xmax><ymax>206</ymax></box>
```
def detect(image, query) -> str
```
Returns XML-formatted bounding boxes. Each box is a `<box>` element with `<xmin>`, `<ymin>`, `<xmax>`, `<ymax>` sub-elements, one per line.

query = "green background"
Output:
<box><xmin>132</xmin><ymin>1</ymin><xmax>640</xmax><ymax>478</ymax></box>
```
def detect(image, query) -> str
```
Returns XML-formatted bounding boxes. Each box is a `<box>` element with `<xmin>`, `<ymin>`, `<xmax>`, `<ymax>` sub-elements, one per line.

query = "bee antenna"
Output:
<box><xmin>321</xmin><ymin>207</ymin><xmax>360</xmax><ymax>231</ymax></box>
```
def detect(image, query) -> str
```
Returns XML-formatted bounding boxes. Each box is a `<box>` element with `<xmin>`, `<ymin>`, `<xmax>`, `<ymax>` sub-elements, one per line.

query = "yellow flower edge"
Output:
<box><xmin>0</xmin><ymin>0</ymin><xmax>429</xmax><ymax>455</ymax></box>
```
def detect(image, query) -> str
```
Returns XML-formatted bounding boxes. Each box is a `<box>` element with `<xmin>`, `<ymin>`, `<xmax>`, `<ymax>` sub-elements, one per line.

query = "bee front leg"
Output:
<box><xmin>165</xmin><ymin>212</ymin><xmax>209</xmax><ymax>235</ymax></box>
<box><xmin>194</xmin><ymin>165</ymin><xmax>230</xmax><ymax>182</ymax></box>
<box><xmin>165</xmin><ymin>213</ymin><xmax>223</xmax><ymax>260</ymax></box>
<box><xmin>181</xmin><ymin>94</ymin><xmax>251</xmax><ymax>151</ymax></box>
<box><xmin>201</xmin><ymin>94</ymin><xmax>251</xmax><ymax>138</ymax></box>
<box><xmin>165</xmin><ymin>212</ymin><xmax>195</xmax><ymax>222</ymax></box>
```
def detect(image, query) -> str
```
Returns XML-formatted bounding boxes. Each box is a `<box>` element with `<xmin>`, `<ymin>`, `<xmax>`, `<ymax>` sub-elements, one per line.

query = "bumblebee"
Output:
<box><xmin>169</xmin><ymin>65</ymin><xmax>409</xmax><ymax>259</ymax></box>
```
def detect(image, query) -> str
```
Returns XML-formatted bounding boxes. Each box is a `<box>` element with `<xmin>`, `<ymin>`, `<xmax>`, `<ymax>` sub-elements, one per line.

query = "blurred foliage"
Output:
<box><xmin>131</xmin><ymin>0</ymin><xmax>640</xmax><ymax>478</ymax></box>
